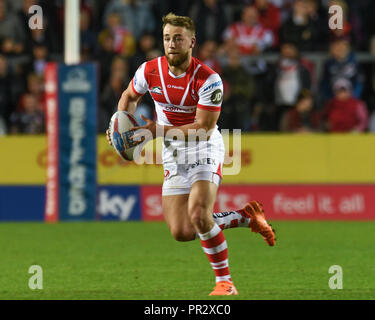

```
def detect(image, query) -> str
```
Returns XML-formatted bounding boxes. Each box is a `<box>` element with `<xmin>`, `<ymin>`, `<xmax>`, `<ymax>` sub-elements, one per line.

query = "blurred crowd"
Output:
<box><xmin>1</xmin><ymin>0</ymin><xmax>375</xmax><ymax>135</ymax></box>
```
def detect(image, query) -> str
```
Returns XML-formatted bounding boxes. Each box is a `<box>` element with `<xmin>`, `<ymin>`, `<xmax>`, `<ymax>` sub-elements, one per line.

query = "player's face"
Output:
<box><xmin>163</xmin><ymin>24</ymin><xmax>194</xmax><ymax>67</ymax></box>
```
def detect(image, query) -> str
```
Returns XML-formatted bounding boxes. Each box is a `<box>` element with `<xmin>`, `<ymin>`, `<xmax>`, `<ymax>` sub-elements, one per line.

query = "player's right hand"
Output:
<box><xmin>106</xmin><ymin>129</ymin><xmax>112</xmax><ymax>146</ymax></box>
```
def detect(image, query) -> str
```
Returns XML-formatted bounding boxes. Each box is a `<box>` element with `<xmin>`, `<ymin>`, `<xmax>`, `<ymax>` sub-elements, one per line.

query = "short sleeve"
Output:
<box><xmin>131</xmin><ymin>62</ymin><xmax>148</xmax><ymax>96</ymax></box>
<box><xmin>197</xmin><ymin>73</ymin><xmax>223</xmax><ymax>112</ymax></box>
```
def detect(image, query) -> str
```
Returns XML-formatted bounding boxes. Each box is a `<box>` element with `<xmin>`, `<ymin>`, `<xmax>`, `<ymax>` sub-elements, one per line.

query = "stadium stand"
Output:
<box><xmin>0</xmin><ymin>0</ymin><xmax>374</xmax><ymax>134</ymax></box>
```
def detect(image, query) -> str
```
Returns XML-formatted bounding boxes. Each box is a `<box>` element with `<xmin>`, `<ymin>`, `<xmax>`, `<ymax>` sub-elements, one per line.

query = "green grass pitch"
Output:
<box><xmin>0</xmin><ymin>221</ymin><xmax>374</xmax><ymax>300</ymax></box>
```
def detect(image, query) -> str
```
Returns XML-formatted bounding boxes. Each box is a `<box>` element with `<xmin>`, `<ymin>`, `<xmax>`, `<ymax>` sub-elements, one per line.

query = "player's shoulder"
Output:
<box><xmin>135</xmin><ymin>56</ymin><xmax>162</xmax><ymax>82</ymax></box>
<box><xmin>140</xmin><ymin>57</ymin><xmax>160</xmax><ymax>73</ymax></box>
<box><xmin>194</xmin><ymin>57</ymin><xmax>218</xmax><ymax>77</ymax></box>
<box><xmin>193</xmin><ymin>57</ymin><xmax>222</xmax><ymax>85</ymax></box>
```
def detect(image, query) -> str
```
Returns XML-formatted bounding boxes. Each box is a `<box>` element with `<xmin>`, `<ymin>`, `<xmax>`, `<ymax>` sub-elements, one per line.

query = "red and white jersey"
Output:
<box><xmin>131</xmin><ymin>56</ymin><xmax>223</xmax><ymax>126</ymax></box>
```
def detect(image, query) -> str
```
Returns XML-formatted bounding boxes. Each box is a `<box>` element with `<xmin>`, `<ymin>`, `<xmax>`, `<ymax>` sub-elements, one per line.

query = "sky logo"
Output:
<box><xmin>97</xmin><ymin>187</ymin><xmax>141</xmax><ymax>221</ymax></box>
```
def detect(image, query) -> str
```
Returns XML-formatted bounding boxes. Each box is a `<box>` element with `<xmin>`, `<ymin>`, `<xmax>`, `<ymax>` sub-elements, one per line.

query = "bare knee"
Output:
<box><xmin>189</xmin><ymin>203</ymin><xmax>212</xmax><ymax>233</ymax></box>
<box><xmin>170</xmin><ymin>227</ymin><xmax>196</xmax><ymax>242</ymax></box>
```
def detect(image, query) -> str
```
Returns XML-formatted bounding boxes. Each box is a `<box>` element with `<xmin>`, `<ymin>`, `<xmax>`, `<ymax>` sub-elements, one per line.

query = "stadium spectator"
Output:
<box><xmin>145</xmin><ymin>48</ymin><xmax>163</xmax><ymax>61</ymax></box>
<box><xmin>325</xmin><ymin>0</ymin><xmax>366</xmax><ymax>50</ymax></box>
<box><xmin>99</xmin><ymin>73</ymin><xmax>127</xmax><ymax>133</ymax></box>
<box><xmin>0</xmin><ymin>0</ymin><xmax>374</xmax><ymax>135</ymax></box>
<box><xmin>189</xmin><ymin>0</ymin><xmax>228</xmax><ymax>45</ymax></box>
<box><xmin>305</xmin><ymin>0</ymin><xmax>329</xmax><ymax>51</ymax></box>
<box><xmin>367</xmin><ymin>62</ymin><xmax>375</xmax><ymax>132</ymax></box>
<box><xmin>9</xmin><ymin>93</ymin><xmax>44</xmax><ymax>134</ymax></box>
<box><xmin>110</xmin><ymin>56</ymin><xmax>129</xmax><ymax>82</ymax></box>
<box><xmin>367</xmin><ymin>0</ymin><xmax>375</xmax><ymax>52</ymax></box>
<box><xmin>150</xmin><ymin>0</ymin><xmax>192</xmax><ymax>38</ymax></box>
<box><xmin>279</xmin><ymin>0</ymin><xmax>320</xmax><ymax>52</ymax></box>
<box><xmin>21</xmin><ymin>21</ymin><xmax>54</xmax><ymax>59</ymax></box>
<box><xmin>98</xmin><ymin>12</ymin><xmax>136</xmax><ymax>58</ymax></box>
<box><xmin>252</xmin><ymin>0</ymin><xmax>281</xmax><ymax>47</ymax></box>
<box><xmin>326</xmin><ymin>0</ymin><xmax>355</xmax><ymax>46</ymax></box>
<box><xmin>197</xmin><ymin>40</ymin><xmax>222</xmax><ymax>74</ymax></box>
<box><xmin>222</xmin><ymin>5</ymin><xmax>274</xmax><ymax>55</ymax></box>
<box><xmin>96</xmin><ymin>33</ymin><xmax>117</xmax><ymax>91</ymax></box>
<box><xmin>0</xmin><ymin>54</ymin><xmax>12</xmax><ymax>132</ymax></box>
<box><xmin>16</xmin><ymin>0</ymin><xmax>35</xmax><ymax>43</ymax></box>
<box><xmin>220</xmin><ymin>48</ymin><xmax>256</xmax><ymax>131</ymax></box>
<box><xmin>320</xmin><ymin>36</ymin><xmax>363</xmax><ymax>102</ymax></box>
<box><xmin>17</xmin><ymin>73</ymin><xmax>45</xmax><ymax>113</ymax></box>
<box><xmin>23</xmin><ymin>43</ymin><xmax>49</xmax><ymax>77</ymax></box>
<box><xmin>321</xmin><ymin>78</ymin><xmax>368</xmax><ymax>132</ymax></box>
<box><xmin>0</xmin><ymin>116</ymin><xmax>5</xmax><ymax>134</ymax></box>
<box><xmin>128</xmin><ymin>32</ymin><xmax>157</xmax><ymax>76</ymax></box>
<box><xmin>280</xmin><ymin>89</ymin><xmax>320</xmax><ymax>132</ymax></box>
<box><xmin>104</xmin><ymin>0</ymin><xmax>156</xmax><ymax>40</ymax></box>
<box><xmin>369</xmin><ymin>112</ymin><xmax>375</xmax><ymax>132</ymax></box>
<box><xmin>80</xmin><ymin>9</ymin><xmax>98</xmax><ymax>61</ymax></box>
<box><xmin>98</xmin><ymin>55</ymin><xmax>131</xmax><ymax>131</ymax></box>
<box><xmin>0</xmin><ymin>0</ymin><xmax>27</xmax><ymax>55</ymax></box>
<box><xmin>258</xmin><ymin>0</ymin><xmax>294</xmax><ymax>23</ymax></box>
<box><xmin>269</xmin><ymin>41</ymin><xmax>312</xmax><ymax>130</ymax></box>
<box><xmin>36</xmin><ymin>0</ymin><xmax>65</xmax><ymax>54</ymax></box>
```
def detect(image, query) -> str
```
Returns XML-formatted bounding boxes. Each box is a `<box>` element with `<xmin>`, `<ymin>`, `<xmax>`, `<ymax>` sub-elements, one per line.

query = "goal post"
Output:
<box><xmin>44</xmin><ymin>0</ymin><xmax>98</xmax><ymax>222</ymax></box>
<box><xmin>64</xmin><ymin>0</ymin><xmax>80</xmax><ymax>65</ymax></box>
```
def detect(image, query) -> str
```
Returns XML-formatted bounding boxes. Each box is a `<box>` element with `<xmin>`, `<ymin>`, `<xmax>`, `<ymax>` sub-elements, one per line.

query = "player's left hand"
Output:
<box><xmin>130</xmin><ymin>114</ymin><xmax>156</xmax><ymax>146</ymax></box>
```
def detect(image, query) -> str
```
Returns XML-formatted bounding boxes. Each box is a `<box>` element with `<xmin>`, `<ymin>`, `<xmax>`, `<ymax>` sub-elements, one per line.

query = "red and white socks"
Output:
<box><xmin>198</xmin><ymin>223</ymin><xmax>232</xmax><ymax>283</ymax></box>
<box><xmin>213</xmin><ymin>210</ymin><xmax>250</xmax><ymax>230</ymax></box>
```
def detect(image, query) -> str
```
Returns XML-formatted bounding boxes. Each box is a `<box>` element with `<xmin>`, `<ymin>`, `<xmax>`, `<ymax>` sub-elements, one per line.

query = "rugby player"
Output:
<box><xmin>106</xmin><ymin>13</ymin><xmax>275</xmax><ymax>295</ymax></box>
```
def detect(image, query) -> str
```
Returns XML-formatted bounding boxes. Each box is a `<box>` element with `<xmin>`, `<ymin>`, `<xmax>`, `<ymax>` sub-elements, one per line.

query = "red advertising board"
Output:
<box><xmin>141</xmin><ymin>185</ymin><xmax>375</xmax><ymax>221</ymax></box>
<box><xmin>140</xmin><ymin>185</ymin><xmax>163</xmax><ymax>221</ymax></box>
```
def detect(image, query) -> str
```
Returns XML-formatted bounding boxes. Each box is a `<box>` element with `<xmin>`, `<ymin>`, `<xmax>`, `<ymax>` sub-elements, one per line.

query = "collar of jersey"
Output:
<box><xmin>164</xmin><ymin>55</ymin><xmax>194</xmax><ymax>79</ymax></box>
<box><xmin>168</xmin><ymin>69</ymin><xmax>186</xmax><ymax>79</ymax></box>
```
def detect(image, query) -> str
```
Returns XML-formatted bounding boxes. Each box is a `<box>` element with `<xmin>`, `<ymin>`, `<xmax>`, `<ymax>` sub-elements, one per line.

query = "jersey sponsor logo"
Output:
<box><xmin>211</xmin><ymin>89</ymin><xmax>223</xmax><ymax>104</ymax></box>
<box><xmin>202</xmin><ymin>80</ymin><xmax>222</xmax><ymax>93</ymax></box>
<box><xmin>164</xmin><ymin>105</ymin><xmax>195</xmax><ymax>113</ymax></box>
<box><xmin>188</xmin><ymin>158</ymin><xmax>217</xmax><ymax>169</ymax></box>
<box><xmin>167</xmin><ymin>84</ymin><xmax>184</xmax><ymax>90</ymax></box>
<box><xmin>151</xmin><ymin>86</ymin><xmax>162</xmax><ymax>95</ymax></box>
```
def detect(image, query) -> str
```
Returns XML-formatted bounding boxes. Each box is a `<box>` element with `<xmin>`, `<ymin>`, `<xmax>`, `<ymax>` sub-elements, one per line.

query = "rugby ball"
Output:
<box><xmin>108</xmin><ymin>111</ymin><xmax>140</xmax><ymax>161</ymax></box>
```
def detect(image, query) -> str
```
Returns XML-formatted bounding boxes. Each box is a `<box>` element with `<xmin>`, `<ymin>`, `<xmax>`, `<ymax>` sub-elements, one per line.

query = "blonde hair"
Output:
<box><xmin>162</xmin><ymin>12</ymin><xmax>195</xmax><ymax>36</ymax></box>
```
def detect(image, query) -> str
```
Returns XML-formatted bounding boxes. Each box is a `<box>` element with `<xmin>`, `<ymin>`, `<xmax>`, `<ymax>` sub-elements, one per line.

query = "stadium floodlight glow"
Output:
<box><xmin>64</xmin><ymin>0</ymin><xmax>80</xmax><ymax>65</ymax></box>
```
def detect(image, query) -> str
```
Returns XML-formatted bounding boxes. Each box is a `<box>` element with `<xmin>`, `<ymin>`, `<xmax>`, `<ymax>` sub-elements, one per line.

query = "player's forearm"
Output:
<box><xmin>117</xmin><ymin>86</ymin><xmax>141</xmax><ymax>114</ymax></box>
<box><xmin>117</xmin><ymin>93</ymin><xmax>137</xmax><ymax>114</ymax></box>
